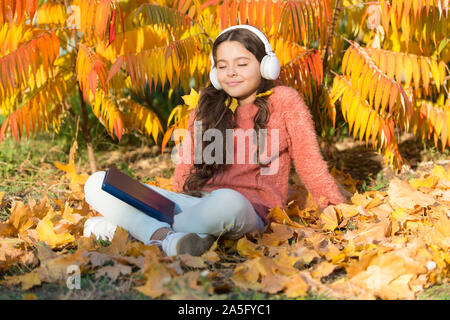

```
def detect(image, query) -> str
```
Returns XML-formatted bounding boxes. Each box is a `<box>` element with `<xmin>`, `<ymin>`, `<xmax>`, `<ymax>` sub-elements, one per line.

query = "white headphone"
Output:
<box><xmin>209</xmin><ymin>25</ymin><xmax>280</xmax><ymax>90</ymax></box>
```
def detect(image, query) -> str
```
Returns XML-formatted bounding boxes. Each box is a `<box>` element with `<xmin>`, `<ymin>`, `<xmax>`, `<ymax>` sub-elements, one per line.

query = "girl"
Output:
<box><xmin>83</xmin><ymin>25</ymin><xmax>348</xmax><ymax>256</ymax></box>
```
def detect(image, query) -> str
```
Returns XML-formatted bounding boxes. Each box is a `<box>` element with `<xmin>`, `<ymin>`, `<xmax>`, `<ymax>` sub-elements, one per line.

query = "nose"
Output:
<box><xmin>226</xmin><ymin>65</ymin><xmax>237</xmax><ymax>77</ymax></box>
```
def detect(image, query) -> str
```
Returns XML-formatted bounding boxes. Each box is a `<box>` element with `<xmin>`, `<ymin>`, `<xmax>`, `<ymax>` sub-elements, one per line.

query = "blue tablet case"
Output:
<box><xmin>101</xmin><ymin>166</ymin><xmax>175</xmax><ymax>226</ymax></box>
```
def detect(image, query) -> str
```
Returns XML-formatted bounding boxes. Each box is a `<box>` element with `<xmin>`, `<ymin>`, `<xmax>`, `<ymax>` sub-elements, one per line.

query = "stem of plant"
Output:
<box><xmin>78</xmin><ymin>84</ymin><xmax>97</xmax><ymax>173</ymax></box>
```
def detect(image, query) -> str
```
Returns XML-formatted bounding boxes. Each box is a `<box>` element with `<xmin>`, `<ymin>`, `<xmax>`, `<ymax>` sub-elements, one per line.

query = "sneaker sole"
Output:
<box><xmin>176</xmin><ymin>234</ymin><xmax>216</xmax><ymax>256</ymax></box>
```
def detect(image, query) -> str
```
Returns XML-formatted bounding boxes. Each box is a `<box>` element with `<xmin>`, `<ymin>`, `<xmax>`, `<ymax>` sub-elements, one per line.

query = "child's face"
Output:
<box><xmin>215</xmin><ymin>40</ymin><xmax>262</xmax><ymax>105</ymax></box>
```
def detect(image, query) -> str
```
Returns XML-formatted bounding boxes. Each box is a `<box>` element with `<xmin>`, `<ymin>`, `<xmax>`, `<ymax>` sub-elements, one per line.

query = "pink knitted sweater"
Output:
<box><xmin>172</xmin><ymin>85</ymin><xmax>346</xmax><ymax>224</ymax></box>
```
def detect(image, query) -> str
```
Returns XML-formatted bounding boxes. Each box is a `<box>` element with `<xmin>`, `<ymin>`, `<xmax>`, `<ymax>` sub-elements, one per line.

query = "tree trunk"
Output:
<box><xmin>78</xmin><ymin>85</ymin><xmax>97</xmax><ymax>173</ymax></box>
<box><xmin>311</xmin><ymin>0</ymin><xmax>342</xmax><ymax>133</ymax></box>
<box><xmin>66</xmin><ymin>0</ymin><xmax>97</xmax><ymax>174</ymax></box>
<box><xmin>322</xmin><ymin>0</ymin><xmax>342</xmax><ymax>78</ymax></box>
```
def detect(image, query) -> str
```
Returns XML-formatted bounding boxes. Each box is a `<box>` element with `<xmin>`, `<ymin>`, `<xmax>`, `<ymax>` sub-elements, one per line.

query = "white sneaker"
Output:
<box><xmin>148</xmin><ymin>232</ymin><xmax>216</xmax><ymax>257</ymax></box>
<box><xmin>83</xmin><ymin>217</ymin><xmax>117</xmax><ymax>242</ymax></box>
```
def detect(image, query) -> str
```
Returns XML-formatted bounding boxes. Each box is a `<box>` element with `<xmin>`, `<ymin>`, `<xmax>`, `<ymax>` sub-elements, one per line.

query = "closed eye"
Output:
<box><xmin>218</xmin><ymin>64</ymin><xmax>247</xmax><ymax>69</ymax></box>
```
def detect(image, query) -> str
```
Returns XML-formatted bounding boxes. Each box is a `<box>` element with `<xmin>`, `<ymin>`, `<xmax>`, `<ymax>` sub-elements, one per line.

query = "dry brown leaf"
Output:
<box><xmin>0</xmin><ymin>238</ymin><xmax>37</xmax><ymax>272</ymax></box>
<box><xmin>324</xmin><ymin>243</ymin><xmax>344</xmax><ymax>262</ymax></box>
<box><xmin>83</xmin><ymin>251</ymin><xmax>112</xmax><ymax>267</ymax></box>
<box><xmin>260</xmin><ymin>228</ymin><xmax>291</xmax><ymax>247</ymax></box>
<box><xmin>98</xmin><ymin>227</ymin><xmax>130</xmax><ymax>256</ymax></box>
<box><xmin>125</xmin><ymin>241</ymin><xmax>160</xmax><ymax>258</ymax></box>
<box><xmin>134</xmin><ymin>251</ymin><xmax>173</xmax><ymax>298</ymax></box>
<box><xmin>439</xmin><ymin>190</ymin><xmax>450</xmax><ymax>202</ymax></box>
<box><xmin>351</xmin><ymin>192</ymin><xmax>372</xmax><ymax>208</ymax></box>
<box><xmin>203</xmin><ymin>251</ymin><xmax>221</xmax><ymax>264</ymax></box>
<box><xmin>273</xmin><ymin>247</ymin><xmax>301</xmax><ymax>268</ymax></box>
<box><xmin>311</xmin><ymin>261</ymin><xmax>338</xmax><ymax>279</ymax></box>
<box><xmin>368</xmin><ymin>203</ymin><xmax>392</xmax><ymax>220</ymax></box>
<box><xmin>344</xmin><ymin>220</ymin><xmax>391</xmax><ymax>245</ymax></box>
<box><xmin>166</xmin><ymin>259</ymin><xmax>184</xmax><ymax>275</ymax></box>
<box><xmin>336</xmin><ymin>203</ymin><xmax>360</xmax><ymax>219</ymax></box>
<box><xmin>231</xmin><ymin>258</ymin><xmax>267</xmax><ymax>291</ymax></box>
<box><xmin>53</xmin><ymin>141</ymin><xmax>89</xmax><ymax>198</ymax></box>
<box><xmin>145</xmin><ymin>177</ymin><xmax>175</xmax><ymax>191</ymax></box>
<box><xmin>283</xmin><ymin>273</ymin><xmax>309</xmax><ymax>297</ymax></box>
<box><xmin>178</xmin><ymin>254</ymin><xmax>207</xmax><ymax>269</ymax></box>
<box><xmin>387</xmin><ymin>178</ymin><xmax>436</xmax><ymax>210</ymax></box>
<box><xmin>365</xmin><ymin>194</ymin><xmax>385</xmax><ymax>209</ymax></box>
<box><xmin>95</xmin><ymin>262</ymin><xmax>132</xmax><ymax>282</ymax></box>
<box><xmin>269</xmin><ymin>223</ymin><xmax>294</xmax><ymax>241</ymax></box>
<box><xmin>199</xmin><ymin>237</ymin><xmax>221</xmax><ymax>263</ymax></box>
<box><xmin>168</xmin><ymin>271</ymin><xmax>213</xmax><ymax>299</ymax></box>
<box><xmin>37</xmin><ymin>249</ymin><xmax>88</xmax><ymax>283</ymax></box>
<box><xmin>259</xmin><ymin>274</ymin><xmax>287</xmax><ymax>294</ymax></box>
<box><xmin>7</xmin><ymin>201</ymin><xmax>36</xmax><ymax>234</ymax></box>
<box><xmin>428</xmin><ymin>214</ymin><xmax>450</xmax><ymax>252</ymax></box>
<box><xmin>290</xmin><ymin>245</ymin><xmax>320</xmax><ymax>267</ymax></box>
<box><xmin>298</xmin><ymin>270</ymin><xmax>338</xmax><ymax>298</ymax></box>
<box><xmin>113</xmin><ymin>255</ymin><xmax>145</xmax><ymax>270</ymax></box>
<box><xmin>347</xmin><ymin>249</ymin><xmax>427</xmax><ymax>299</ymax></box>
<box><xmin>35</xmin><ymin>241</ymin><xmax>57</xmax><ymax>261</ymax></box>
<box><xmin>75</xmin><ymin>235</ymin><xmax>99</xmax><ymax>252</ymax></box>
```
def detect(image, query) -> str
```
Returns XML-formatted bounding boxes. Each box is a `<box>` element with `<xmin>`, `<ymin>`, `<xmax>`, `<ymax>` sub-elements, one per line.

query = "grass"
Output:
<box><xmin>360</xmin><ymin>171</ymin><xmax>389</xmax><ymax>192</ymax></box>
<box><xmin>417</xmin><ymin>283</ymin><xmax>450</xmax><ymax>300</ymax></box>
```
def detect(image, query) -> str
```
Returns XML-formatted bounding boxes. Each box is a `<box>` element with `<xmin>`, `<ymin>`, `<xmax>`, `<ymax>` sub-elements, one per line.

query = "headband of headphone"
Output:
<box><xmin>209</xmin><ymin>24</ymin><xmax>280</xmax><ymax>89</ymax></box>
<box><xmin>210</xmin><ymin>24</ymin><xmax>275</xmax><ymax>67</ymax></box>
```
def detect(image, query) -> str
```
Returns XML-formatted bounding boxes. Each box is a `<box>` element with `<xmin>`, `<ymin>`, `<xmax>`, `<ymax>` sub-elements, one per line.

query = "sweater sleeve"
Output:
<box><xmin>282</xmin><ymin>91</ymin><xmax>346</xmax><ymax>209</ymax></box>
<box><xmin>172</xmin><ymin>109</ymin><xmax>196</xmax><ymax>192</ymax></box>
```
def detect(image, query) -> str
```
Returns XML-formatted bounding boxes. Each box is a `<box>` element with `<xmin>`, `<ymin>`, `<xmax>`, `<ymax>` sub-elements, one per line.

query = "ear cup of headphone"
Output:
<box><xmin>260</xmin><ymin>54</ymin><xmax>280</xmax><ymax>80</ymax></box>
<box><xmin>209</xmin><ymin>67</ymin><xmax>222</xmax><ymax>90</ymax></box>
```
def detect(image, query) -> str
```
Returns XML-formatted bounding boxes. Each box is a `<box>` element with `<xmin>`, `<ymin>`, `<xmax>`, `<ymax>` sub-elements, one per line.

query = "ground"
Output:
<box><xmin>0</xmin><ymin>130</ymin><xmax>448</xmax><ymax>300</ymax></box>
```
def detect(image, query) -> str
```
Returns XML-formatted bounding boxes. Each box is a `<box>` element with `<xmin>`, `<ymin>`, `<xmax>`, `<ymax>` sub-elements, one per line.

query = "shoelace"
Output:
<box><xmin>146</xmin><ymin>230</ymin><xmax>176</xmax><ymax>247</ymax></box>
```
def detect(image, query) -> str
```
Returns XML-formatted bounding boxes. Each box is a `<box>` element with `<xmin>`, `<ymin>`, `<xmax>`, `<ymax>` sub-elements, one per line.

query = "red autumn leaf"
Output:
<box><xmin>107</xmin><ymin>55</ymin><xmax>124</xmax><ymax>83</ymax></box>
<box><xmin>113</xmin><ymin>116</ymin><xmax>123</xmax><ymax>143</ymax></box>
<box><xmin>107</xmin><ymin>8</ymin><xmax>116</xmax><ymax>47</ymax></box>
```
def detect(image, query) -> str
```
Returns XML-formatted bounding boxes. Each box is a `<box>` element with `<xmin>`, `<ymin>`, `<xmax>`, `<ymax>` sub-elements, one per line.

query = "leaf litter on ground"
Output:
<box><xmin>0</xmin><ymin>141</ymin><xmax>448</xmax><ymax>299</ymax></box>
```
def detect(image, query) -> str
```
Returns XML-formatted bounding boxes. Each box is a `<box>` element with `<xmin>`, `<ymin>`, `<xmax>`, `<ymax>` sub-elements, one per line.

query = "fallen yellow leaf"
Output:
<box><xmin>409</xmin><ymin>175</ymin><xmax>439</xmax><ymax>189</ymax></box>
<box><xmin>23</xmin><ymin>292</ymin><xmax>38</xmax><ymax>300</ymax></box>
<box><xmin>320</xmin><ymin>206</ymin><xmax>342</xmax><ymax>231</ymax></box>
<box><xmin>36</xmin><ymin>214</ymin><xmax>75</xmax><ymax>249</ymax></box>
<box><xmin>236</xmin><ymin>237</ymin><xmax>264</xmax><ymax>258</ymax></box>
<box><xmin>266</xmin><ymin>206</ymin><xmax>304</xmax><ymax>228</ymax></box>
<box><xmin>3</xmin><ymin>270</ymin><xmax>41</xmax><ymax>290</ymax></box>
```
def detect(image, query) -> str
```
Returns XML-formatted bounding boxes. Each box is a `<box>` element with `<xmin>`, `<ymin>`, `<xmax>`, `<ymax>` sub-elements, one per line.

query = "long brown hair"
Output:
<box><xmin>182</xmin><ymin>27</ymin><xmax>283</xmax><ymax>197</ymax></box>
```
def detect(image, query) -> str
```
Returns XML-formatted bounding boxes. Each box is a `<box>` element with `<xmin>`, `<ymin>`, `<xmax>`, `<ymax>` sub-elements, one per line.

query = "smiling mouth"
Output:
<box><xmin>227</xmin><ymin>81</ymin><xmax>242</xmax><ymax>86</ymax></box>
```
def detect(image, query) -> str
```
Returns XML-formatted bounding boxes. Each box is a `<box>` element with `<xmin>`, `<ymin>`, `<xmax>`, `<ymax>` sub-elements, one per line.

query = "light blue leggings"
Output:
<box><xmin>83</xmin><ymin>171</ymin><xmax>265</xmax><ymax>244</ymax></box>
